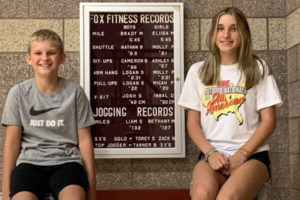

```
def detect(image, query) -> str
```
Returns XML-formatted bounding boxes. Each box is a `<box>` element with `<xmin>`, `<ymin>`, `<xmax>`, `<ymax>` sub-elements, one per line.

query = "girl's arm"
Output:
<box><xmin>2</xmin><ymin>125</ymin><xmax>22</xmax><ymax>200</ymax></box>
<box><xmin>225</xmin><ymin>106</ymin><xmax>276</xmax><ymax>175</ymax></box>
<box><xmin>78</xmin><ymin>127</ymin><xmax>96</xmax><ymax>200</ymax></box>
<box><xmin>187</xmin><ymin>109</ymin><xmax>229</xmax><ymax>170</ymax></box>
<box><xmin>242</xmin><ymin>106</ymin><xmax>276</xmax><ymax>154</ymax></box>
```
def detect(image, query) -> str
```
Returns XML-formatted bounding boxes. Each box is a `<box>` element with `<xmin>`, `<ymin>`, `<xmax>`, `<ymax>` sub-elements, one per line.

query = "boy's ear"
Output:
<box><xmin>26</xmin><ymin>53</ymin><xmax>32</xmax><ymax>65</ymax></box>
<box><xmin>60</xmin><ymin>53</ymin><xmax>66</xmax><ymax>64</ymax></box>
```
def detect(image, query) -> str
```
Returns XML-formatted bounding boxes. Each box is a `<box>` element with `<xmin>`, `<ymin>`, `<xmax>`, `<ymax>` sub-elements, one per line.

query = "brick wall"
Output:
<box><xmin>0</xmin><ymin>1</ymin><xmax>299</xmax><ymax>199</ymax></box>
<box><xmin>286</xmin><ymin>1</ymin><xmax>300</xmax><ymax>199</ymax></box>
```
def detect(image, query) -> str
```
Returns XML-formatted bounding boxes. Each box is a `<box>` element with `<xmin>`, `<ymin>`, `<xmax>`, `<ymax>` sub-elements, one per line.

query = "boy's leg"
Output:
<box><xmin>49</xmin><ymin>162</ymin><xmax>88</xmax><ymax>200</ymax></box>
<box><xmin>10</xmin><ymin>163</ymin><xmax>48</xmax><ymax>200</ymax></box>
<box><xmin>216</xmin><ymin>159</ymin><xmax>269</xmax><ymax>200</ymax></box>
<box><xmin>191</xmin><ymin>161</ymin><xmax>227</xmax><ymax>200</ymax></box>
<box><xmin>58</xmin><ymin>185</ymin><xmax>85</xmax><ymax>200</ymax></box>
<box><xmin>12</xmin><ymin>192</ymin><xmax>39</xmax><ymax>200</ymax></box>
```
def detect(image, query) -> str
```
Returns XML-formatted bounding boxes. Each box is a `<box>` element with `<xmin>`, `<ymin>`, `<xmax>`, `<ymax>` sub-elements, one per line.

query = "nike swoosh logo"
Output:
<box><xmin>30</xmin><ymin>106</ymin><xmax>60</xmax><ymax>116</ymax></box>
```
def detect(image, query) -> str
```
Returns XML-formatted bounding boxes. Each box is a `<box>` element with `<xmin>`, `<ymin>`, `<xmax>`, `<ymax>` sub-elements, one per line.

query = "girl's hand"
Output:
<box><xmin>221</xmin><ymin>151</ymin><xmax>247</xmax><ymax>176</ymax></box>
<box><xmin>207</xmin><ymin>151</ymin><xmax>229</xmax><ymax>171</ymax></box>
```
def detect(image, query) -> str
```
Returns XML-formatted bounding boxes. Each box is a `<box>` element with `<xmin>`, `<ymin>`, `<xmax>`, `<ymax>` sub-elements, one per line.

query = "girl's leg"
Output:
<box><xmin>216</xmin><ymin>159</ymin><xmax>269</xmax><ymax>200</ymax></box>
<box><xmin>191</xmin><ymin>161</ymin><xmax>227</xmax><ymax>200</ymax></box>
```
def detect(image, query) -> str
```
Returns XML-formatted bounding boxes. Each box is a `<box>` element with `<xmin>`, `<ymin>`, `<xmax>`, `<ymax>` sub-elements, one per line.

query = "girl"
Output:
<box><xmin>178</xmin><ymin>7</ymin><xmax>282</xmax><ymax>200</ymax></box>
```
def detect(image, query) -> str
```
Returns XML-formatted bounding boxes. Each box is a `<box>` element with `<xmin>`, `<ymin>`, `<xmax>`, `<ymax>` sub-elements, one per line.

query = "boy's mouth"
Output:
<box><xmin>39</xmin><ymin>63</ymin><xmax>51</xmax><ymax>68</ymax></box>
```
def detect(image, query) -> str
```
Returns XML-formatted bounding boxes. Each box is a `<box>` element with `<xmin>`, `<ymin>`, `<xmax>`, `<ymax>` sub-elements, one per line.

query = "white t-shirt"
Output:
<box><xmin>178</xmin><ymin>61</ymin><xmax>282</xmax><ymax>156</ymax></box>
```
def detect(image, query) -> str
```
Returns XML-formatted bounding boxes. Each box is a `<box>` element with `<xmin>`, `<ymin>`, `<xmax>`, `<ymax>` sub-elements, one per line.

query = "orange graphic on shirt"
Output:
<box><xmin>202</xmin><ymin>81</ymin><xmax>247</xmax><ymax>125</ymax></box>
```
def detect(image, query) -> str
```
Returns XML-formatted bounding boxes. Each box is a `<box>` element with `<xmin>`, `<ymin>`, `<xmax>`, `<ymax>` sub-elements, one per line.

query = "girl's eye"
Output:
<box><xmin>217</xmin><ymin>27</ymin><xmax>224</xmax><ymax>31</ymax></box>
<box><xmin>230</xmin><ymin>27</ymin><xmax>237</xmax><ymax>31</ymax></box>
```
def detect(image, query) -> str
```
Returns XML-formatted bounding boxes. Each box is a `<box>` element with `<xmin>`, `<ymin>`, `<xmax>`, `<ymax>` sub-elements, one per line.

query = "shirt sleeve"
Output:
<box><xmin>75</xmin><ymin>87</ymin><xmax>97</xmax><ymax>129</ymax></box>
<box><xmin>256</xmin><ymin>66</ymin><xmax>283</xmax><ymax>110</ymax></box>
<box><xmin>1</xmin><ymin>85</ymin><xmax>22</xmax><ymax>126</ymax></box>
<box><xmin>177</xmin><ymin>63</ymin><xmax>202</xmax><ymax>111</ymax></box>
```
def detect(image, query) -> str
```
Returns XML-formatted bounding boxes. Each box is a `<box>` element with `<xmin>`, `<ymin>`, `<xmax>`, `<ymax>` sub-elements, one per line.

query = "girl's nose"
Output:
<box><xmin>223</xmin><ymin>28</ymin><xmax>230</xmax><ymax>38</ymax></box>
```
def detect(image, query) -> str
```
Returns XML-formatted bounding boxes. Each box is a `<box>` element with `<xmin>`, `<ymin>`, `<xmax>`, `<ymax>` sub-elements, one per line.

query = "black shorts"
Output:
<box><xmin>198</xmin><ymin>151</ymin><xmax>271</xmax><ymax>177</ymax></box>
<box><xmin>10</xmin><ymin>162</ymin><xmax>88</xmax><ymax>200</ymax></box>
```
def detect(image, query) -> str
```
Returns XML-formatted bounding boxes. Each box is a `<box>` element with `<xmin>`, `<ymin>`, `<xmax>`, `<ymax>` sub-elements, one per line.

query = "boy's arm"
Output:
<box><xmin>2</xmin><ymin>125</ymin><xmax>22</xmax><ymax>200</ymax></box>
<box><xmin>78</xmin><ymin>127</ymin><xmax>96</xmax><ymax>200</ymax></box>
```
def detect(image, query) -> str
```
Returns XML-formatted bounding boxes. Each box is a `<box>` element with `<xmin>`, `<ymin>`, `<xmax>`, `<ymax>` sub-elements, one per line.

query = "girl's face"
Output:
<box><xmin>26</xmin><ymin>40</ymin><xmax>65</xmax><ymax>78</ymax></box>
<box><xmin>215</xmin><ymin>14</ymin><xmax>241</xmax><ymax>58</ymax></box>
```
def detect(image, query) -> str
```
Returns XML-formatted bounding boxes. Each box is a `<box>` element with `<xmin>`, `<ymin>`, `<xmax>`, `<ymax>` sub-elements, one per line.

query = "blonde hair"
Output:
<box><xmin>28</xmin><ymin>29</ymin><xmax>64</xmax><ymax>54</ymax></box>
<box><xmin>199</xmin><ymin>7</ymin><xmax>270</xmax><ymax>89</ymax></box>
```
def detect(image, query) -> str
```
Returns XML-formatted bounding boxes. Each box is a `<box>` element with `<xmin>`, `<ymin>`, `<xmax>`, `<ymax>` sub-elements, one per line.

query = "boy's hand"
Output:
<box><xmin>2</xmin><ymin>193</ymin><xmax>10</xmax><ymax>200</ymax></box>
<box><xmin>86</xmin><ymin>185</ymin><xmax>96</xmax><ymax>200</ymax></box>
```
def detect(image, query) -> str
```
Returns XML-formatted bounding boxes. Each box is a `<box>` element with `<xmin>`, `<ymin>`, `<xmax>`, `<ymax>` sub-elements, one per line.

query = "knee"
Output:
<box><xmin>216</xmin><ymin>191</ymin><xmax>238</xmax><ymax>200</ymax></box>
<box><xmin>216</xmin><ymin>194</ymin><xmax>231</xmax><ymax>200</ymax></box>
<box><xmin>192</xmin><ymin>184</ymin><xmax>214</xmax><ymax>200</ymax></box>
<box><xmin>58</xmin><ymin>185</ymin><xmax>86</xmax><ymax>200</ymax></box>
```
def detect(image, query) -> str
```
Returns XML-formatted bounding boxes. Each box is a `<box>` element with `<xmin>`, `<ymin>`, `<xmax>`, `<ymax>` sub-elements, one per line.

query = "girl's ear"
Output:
<box><xmin>243</xmin><ymin>32</ymin><xmax>247</xmax><ymax>40</ymax></box>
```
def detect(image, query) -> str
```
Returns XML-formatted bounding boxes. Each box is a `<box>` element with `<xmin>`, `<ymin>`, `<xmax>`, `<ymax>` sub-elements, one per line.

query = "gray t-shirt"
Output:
<box><xmin>2</xmin><ymin>78</ymin><xmax>96</xmax><ymax>166</ymax></box>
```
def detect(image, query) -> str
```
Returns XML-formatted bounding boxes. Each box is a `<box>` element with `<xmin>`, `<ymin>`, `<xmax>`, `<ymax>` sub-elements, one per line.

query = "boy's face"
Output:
<box><xmin>26</xmin><ymin>40</ymin><xmax>66</xmax><ymax>78</ymax></box>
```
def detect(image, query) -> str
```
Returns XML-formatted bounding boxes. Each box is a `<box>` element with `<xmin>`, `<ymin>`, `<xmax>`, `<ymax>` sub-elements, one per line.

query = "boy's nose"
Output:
<box><xmin>41</xmin><ymin>53</ymin><xmax>49</xmax><ymax>60</ymax></box>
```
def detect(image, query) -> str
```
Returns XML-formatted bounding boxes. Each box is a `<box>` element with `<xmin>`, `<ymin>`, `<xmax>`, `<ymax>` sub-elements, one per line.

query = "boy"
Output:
<box><xmin>2</xmin><ymin>29</ymin><xmax>96</xmax><ymax>200</ymax></box>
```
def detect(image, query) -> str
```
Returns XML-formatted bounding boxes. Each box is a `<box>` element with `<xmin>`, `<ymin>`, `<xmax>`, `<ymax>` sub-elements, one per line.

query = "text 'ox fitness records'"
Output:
<box><xmin>90</xmin><ymin>13</ymin><xmax>175</xmax><ymax>149</ymax></box>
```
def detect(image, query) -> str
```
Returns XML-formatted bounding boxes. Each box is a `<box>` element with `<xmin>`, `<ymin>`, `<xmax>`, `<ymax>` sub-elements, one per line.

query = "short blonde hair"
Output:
<box><xmin>28</xmin><ymin>29</ymin><xmax>64</xmax><ymax>54</ymax></box>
